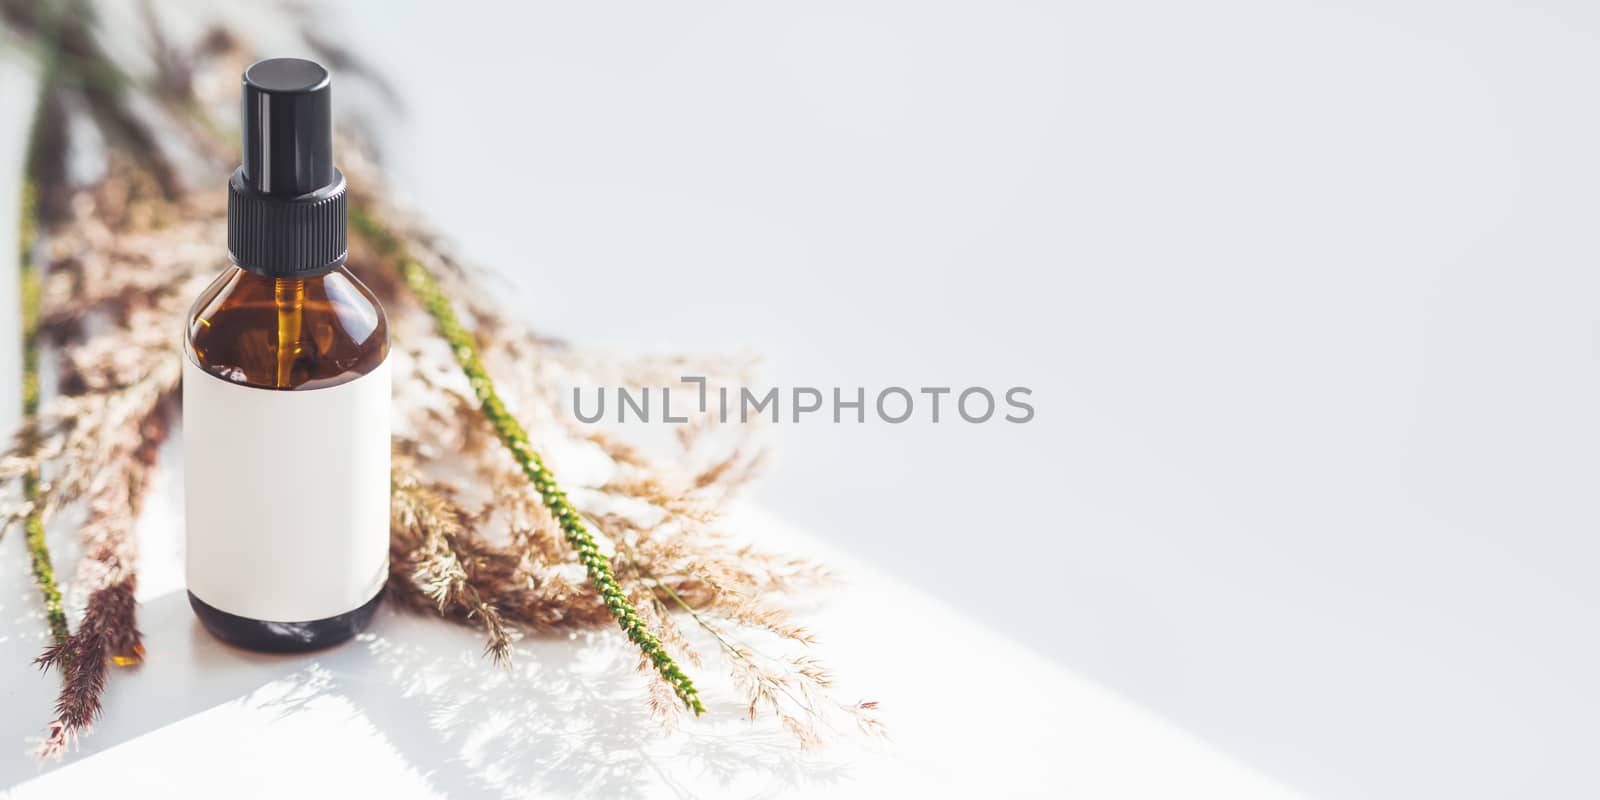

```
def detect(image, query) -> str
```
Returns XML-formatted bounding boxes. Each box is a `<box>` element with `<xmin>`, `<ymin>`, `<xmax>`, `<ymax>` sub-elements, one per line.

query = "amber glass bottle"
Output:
<box><xmin>187</xmin><ymin>268</ymin><xmax>387</xmax><ymax>391</ymax></box>
<box><xmin>184</xmin><ymin>59</ymin><xmax>390</xmax><ymax>652</ymax></box>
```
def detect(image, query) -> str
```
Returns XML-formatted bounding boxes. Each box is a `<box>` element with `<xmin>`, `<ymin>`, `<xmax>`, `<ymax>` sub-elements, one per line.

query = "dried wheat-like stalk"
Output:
<box><xmin>390</xmin><ymin>458</ymin><xmax>515</xmax><ymax>665</ymax></box>
<box><xmin>34</xmin><ymin>399</ymin><xmax>167</xmax><ymax>759</ymax></box>
<box><xmin>1</xmin><ymin>202</ymin><xmax>204</xmax><ymax>532</ymax></box>
<box><xmin>16</xmin><ymin>171</ymin><xmax>191</xmax><ymax>759</ymax></box>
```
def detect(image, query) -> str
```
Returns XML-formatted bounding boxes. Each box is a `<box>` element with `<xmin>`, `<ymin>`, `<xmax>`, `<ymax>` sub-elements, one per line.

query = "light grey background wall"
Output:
<box><xmin>15</xmin><ymin>1</ymin><xmax>1600</xmax><ymax>796</ymax></box>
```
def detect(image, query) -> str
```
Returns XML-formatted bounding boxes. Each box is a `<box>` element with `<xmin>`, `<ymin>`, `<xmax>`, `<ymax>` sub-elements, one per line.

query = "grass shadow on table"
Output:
<box><xmin>0</xmin><ymin>588</ymin><xmax>321</xmax><ymax>787</ymax></box>
<box><xmin>2</xmin><ymin>586</ymin><xmax>852</xmax><ymax>798</ymax></box>
<box><xmin>257</xmin><ymin>604</ymin><xmax>854</xmax><ymax>799</ymax></box>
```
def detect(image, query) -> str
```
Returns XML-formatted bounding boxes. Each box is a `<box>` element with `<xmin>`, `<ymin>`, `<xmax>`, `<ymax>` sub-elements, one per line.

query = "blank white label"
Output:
<box><xmin>183</xmin><ymin>356</ymin><xmax>390</xmax><ymax>622</ymax></box>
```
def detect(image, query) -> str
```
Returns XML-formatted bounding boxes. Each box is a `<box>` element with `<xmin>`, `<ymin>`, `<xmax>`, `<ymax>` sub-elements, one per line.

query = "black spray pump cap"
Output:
<box><xmin>242</xmin><ymin>58</ymin><xmax>334</xmax><ymax>195</ymax></box>
<box><xmin>227</xmin><ymin>57</ymin><xmax>349</xmax><ymax>278</ymax></box>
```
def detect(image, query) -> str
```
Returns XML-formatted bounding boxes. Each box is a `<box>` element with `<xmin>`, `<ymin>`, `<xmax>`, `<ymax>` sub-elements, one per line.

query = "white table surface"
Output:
<box><xmin>0</xmin><ymin>443</ymin><xmax>1299</xmax><ymax>799</ymax></box>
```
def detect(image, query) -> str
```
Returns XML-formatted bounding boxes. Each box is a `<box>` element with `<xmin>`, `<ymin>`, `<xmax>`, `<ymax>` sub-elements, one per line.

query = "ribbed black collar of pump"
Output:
<box><xmin>227</xmin><ymin>58</ymin><xmax>349</xmax><ymax>278</ymax></box>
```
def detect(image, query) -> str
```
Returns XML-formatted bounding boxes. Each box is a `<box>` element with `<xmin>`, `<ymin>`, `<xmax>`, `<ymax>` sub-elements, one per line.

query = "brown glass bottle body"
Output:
<box><xmin>184</xmin><ymin>264</ymin><xmax>389</xmax><ymax>652</ymax></box>
<box><xmin>186</xmin><ymin>265</ymin><xmax>389</xmax><ymax>390</ymax></box>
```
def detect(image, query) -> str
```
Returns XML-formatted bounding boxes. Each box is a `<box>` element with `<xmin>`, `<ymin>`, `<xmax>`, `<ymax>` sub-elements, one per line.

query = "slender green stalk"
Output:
<box><xmin>351</xmin><ymin>208</ymin><xmax>705</xmax><ymax>715</ymax></box>
<box><xmin>14</xmin><ymin>1</ymin><xmax>72</xmax><ymax>646</ymax></box>
<box><xmin>18</xmin><ymin>176</ymin><xmax>66</xmax><ymax>644</ymax></box>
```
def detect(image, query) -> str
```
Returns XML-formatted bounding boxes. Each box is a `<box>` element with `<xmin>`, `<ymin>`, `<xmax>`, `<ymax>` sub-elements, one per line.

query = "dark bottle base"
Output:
<box><xmin>189</xmin><ymin>589</ymin><xmax>383</xmax><ymax>653</ymax></box>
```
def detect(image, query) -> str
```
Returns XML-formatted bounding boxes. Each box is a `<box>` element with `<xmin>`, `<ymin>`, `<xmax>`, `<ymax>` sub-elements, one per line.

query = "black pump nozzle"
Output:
<box><xmin>242</xmin><ymin>58</ymin><xmax>335</xmax><ymax>197</ymax></box>
<box><xmin>228</xmin><ymin>57</ymin><xmax>348</xmax><ymax>278</ymax></box>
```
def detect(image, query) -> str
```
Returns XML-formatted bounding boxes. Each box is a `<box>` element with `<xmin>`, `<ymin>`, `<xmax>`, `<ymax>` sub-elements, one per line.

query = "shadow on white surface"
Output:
<box><xmin>1</xmin><ymin>588</ymin><xmax>853</xmax><ymax>798</ymax></box>
<box><xmin>0</xmin><ymin>424</ymin><xmax>1298</xmax><ymax>798</ymax></box>
<box><xmin>265</xmin><ymin>613</ymin><xmax>851</xmax><ymax>799</ymax></box>
<box><xmin>0</xmin><ymin>589</ymin><xmax>309</xmax><ymax>785</ymax></box>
